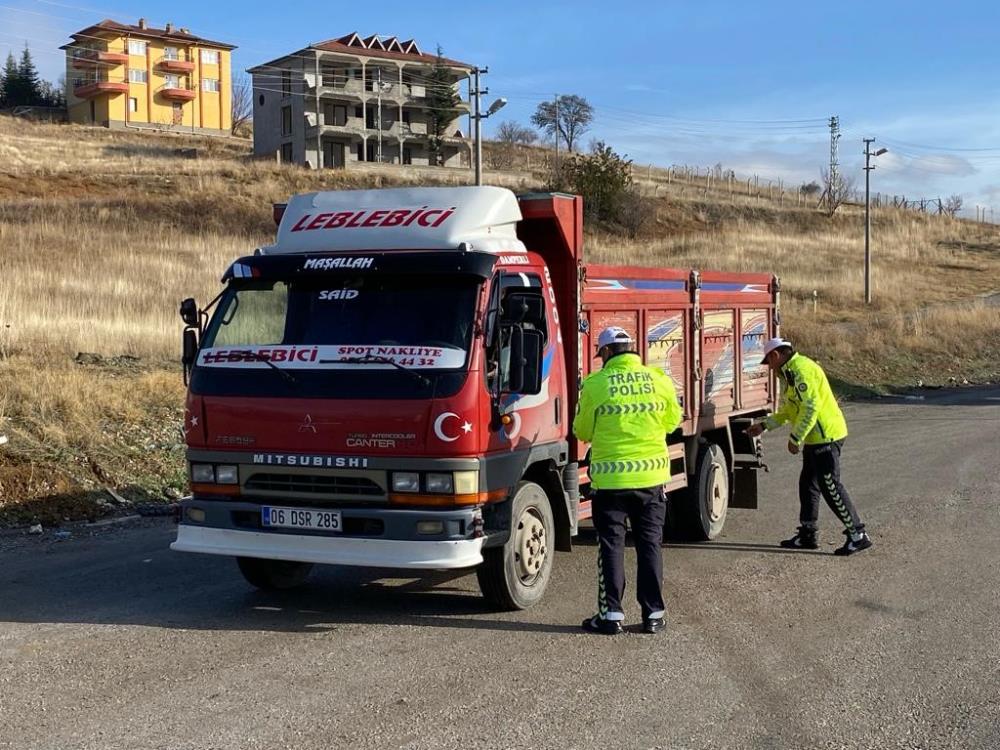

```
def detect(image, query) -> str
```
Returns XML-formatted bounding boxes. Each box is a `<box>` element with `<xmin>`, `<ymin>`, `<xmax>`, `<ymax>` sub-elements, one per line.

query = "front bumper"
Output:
<box><xmin>171</xmin><ymin>525</ymin><xmax>484</xmax><ymax>569</ymax></box>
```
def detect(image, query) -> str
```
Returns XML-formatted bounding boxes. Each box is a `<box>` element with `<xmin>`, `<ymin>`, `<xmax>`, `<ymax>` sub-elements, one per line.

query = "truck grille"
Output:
<box><xmin>244</xmin><ymin>473</ymin><xmax>384</xmax><ymax>497</ymax></box>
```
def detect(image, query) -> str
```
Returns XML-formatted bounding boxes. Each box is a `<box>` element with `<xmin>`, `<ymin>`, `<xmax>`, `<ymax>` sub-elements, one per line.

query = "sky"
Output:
<box><xmin>2</xmin><ymin>0</ymin><xmax>999</xmax><ymax>219</ymax></box>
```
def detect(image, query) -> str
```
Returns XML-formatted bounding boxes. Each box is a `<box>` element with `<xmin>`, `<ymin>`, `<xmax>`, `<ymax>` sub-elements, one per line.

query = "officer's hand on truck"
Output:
<box><xmin>745</xmin><ymin>422</ymin><xmax>766</xmax><ymax>438</ymax></box>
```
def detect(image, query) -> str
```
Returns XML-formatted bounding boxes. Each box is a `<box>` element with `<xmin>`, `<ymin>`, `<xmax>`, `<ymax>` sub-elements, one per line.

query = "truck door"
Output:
<box><xmin>487</xmin><ymin>270</ymin><xmax>565</xmax><ymax>450</ymax></box>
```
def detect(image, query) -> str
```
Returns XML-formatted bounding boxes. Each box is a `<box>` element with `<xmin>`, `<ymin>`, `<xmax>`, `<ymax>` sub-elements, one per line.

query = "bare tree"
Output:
<box><xmin>820</xmin><ymin>167</ymin><xmax>855</xmax><ymax>215</ymax></box>
<box><xmin>531</xmin><ymin>94</ymin><xmax>594</xmax><ymax>152</ymax></box>
<box><xmin>231</xmin><ymin>74</ymin><xmax>252</xmax><ymax>137</ymax></box>
<box><xmin>943</xmin><ymin>194</ymin><xmax>963</xmax><ymax>217</ymax></box>
<box><xmin>495</xmin><ymin>120</ymin><xmax>537</xmax><ymax>145</ymax></box>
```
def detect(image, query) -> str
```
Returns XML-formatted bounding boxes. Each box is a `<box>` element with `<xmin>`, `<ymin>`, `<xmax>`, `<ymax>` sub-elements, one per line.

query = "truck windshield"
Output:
<box><xmin>191</xmin><ymin>273</ymin><xmax>480</xmax><ymax>399</ymax></box>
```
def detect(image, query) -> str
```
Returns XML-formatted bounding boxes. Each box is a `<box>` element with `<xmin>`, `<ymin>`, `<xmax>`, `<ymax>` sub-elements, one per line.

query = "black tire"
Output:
<box><xmin>476</xmin><ymin>481</ymin><xmax>554</xmax><ymax>610</ymax></box>
<box><xmin>236</xmin><ymin>557</ymin><xmax>314</xmax><ymax>590</ymax></box>
<box><xmin>666</xmin><ymin>443</ymin><xmax>730</xmax><ymax>541</ymax></box>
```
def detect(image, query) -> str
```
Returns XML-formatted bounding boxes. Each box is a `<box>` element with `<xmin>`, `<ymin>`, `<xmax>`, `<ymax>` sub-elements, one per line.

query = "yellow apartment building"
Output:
<box><xmin>61</xmin><ymin>18</ymin><xmax>236</xmax><ymax>134</ymax></box>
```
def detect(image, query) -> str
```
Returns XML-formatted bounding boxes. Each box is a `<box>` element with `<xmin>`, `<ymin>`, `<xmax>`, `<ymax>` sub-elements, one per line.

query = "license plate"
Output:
<box><xmin>262</xmin><ymin>506</ymin><xmax>342</xmax><ymax>532</ymax></box>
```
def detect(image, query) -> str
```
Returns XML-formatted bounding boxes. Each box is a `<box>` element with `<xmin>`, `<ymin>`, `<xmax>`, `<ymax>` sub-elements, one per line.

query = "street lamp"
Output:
<box><xmin>863</xmin><ymin>139</ymin><xmax>888</xmax><ymax>305</ymax></box>
<box><xmin>486</xmin><ymin>97</ymin><xmax>507</xmax><ymax>117</ymax></box>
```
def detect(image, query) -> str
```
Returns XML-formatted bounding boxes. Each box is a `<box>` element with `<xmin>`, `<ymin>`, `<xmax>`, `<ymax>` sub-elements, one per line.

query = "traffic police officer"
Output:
<box><xmin>573</xmin><ymin>326</ymin><xmax>683</xmax><ymax>635</ymax></box>
<box><xmin>747</xmin><ymin>337</ymin><xmax>873</xmax><ymax>555</ymax></box>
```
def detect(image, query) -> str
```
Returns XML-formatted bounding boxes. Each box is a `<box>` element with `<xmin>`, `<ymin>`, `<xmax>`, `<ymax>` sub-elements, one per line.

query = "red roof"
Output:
<box><xmin>60</xmin><ymin>18</ymin><xmax>236</xmax><ymax>51</ymax></box>
<box><xmin>310</xmin><ymin>32</ymin><xmax>473</xmax><ymax>69</ymax></box>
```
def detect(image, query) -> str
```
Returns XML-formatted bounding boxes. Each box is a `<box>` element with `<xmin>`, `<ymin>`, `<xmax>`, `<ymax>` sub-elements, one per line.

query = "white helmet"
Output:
<box><xmin>596</xmin><ymin>326</ymin><xmax>635</xmax><ymax>350</ymax></box>
<box><xmin>760</xmin><ymin>336</ymin><xmax>793</xmax><ymax>364</ymax></box>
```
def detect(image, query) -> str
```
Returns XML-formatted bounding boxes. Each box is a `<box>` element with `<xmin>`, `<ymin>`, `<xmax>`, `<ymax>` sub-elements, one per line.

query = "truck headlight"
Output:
<box><xmin>190</xmin><ymin>464</ymin><xmax>215</xmax><ymax>483</ymax></box>
<box><xmin>453</xmin><ymin>470</ymin><xmax>479</xmax><ymax>495</ymax></box>
<box><xmin>425</xmin><ymin>473</ymin><xmax>454</xmax><ymax>494</ymax></box>
<box><xmin>391</xmin><ymin>472</ymin><xmax>420</xmax><ymax>492</ymax></box>
<box><xmin>215</xmin><ymin>465</ymin><xmax>239</xmax><ymax>484</ymax></box>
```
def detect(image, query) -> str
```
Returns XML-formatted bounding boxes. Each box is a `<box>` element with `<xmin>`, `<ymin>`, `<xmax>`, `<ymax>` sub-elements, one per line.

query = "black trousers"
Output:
<box><xmin>593</xmin><ymin>486</ymin><xmax>666</xmax><ymax>620</ymax></box>
<box><xmin>799</xmin><ymin>440</ymin><xmax>864</xmax><ymax>533</ymax></box>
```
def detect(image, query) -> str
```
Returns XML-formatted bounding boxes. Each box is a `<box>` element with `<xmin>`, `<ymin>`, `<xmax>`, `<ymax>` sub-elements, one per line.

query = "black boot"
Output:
<box><xmin>834</xmin><ymin>529</ymin><xmax>873</xmax><ymax>556</ymax></box>
<box><xmin>581</xmin><ymin>615</ymin><xmax>623</xmax><ymax>635</ymax></box>
<box><xmin>780</xmin><ymin>526</ymin><xmax>819</xmax><ymax>550</ymax></box>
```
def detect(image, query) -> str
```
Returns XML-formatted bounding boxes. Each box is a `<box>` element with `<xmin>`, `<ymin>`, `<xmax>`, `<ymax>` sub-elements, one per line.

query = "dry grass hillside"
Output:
<box><xmin>1</xmin><ymin>115</ymin><xmax>998</xmax><ymax>523</ymax></box>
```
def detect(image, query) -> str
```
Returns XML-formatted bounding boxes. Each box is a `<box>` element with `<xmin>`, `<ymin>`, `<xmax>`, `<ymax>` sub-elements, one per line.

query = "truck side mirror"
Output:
<box><xmin>501</xmin><ymin>292</ymin><xmax>545</xmax><ymax>326</ymax></box>
<box><xmin>182</xmin><ymin>328</ymin><xmax>199</xmax><ymax>385</ymax></box>
<box><xmin>179</xmin><ymin>298</ymin><xmax>199</xmax><ymax>328</ymax></box>
<box><xmin>506</xmin><ymin>327</ymin><xmax>544</xmax><ymax>395</ymax></box>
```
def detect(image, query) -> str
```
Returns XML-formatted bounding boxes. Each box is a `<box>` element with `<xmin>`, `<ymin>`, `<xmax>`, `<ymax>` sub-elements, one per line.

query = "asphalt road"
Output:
<box><xmin>1</xmin><ymin>388</ymin><xmax>998</xmax><ymax>750</ymax></box>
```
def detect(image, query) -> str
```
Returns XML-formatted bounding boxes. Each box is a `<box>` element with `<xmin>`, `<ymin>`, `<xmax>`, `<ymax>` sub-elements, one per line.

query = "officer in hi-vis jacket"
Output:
<box><xmin>573</xmin><ymin>326</ymin><xmax>683</xmax><ymax>635</ymax></box>
<box><xmin>746</xmin><ymin>337</ymin><xmax>873</xmax><ymax>556</ymax></box>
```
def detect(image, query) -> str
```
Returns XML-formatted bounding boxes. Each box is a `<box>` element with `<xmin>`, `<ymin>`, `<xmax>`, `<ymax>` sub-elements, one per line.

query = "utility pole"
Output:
<box><xmin>472</xmin><ymin>67</ymin><xmax>486</xmax><ymax>185</ymax></box>
<box><xmin>554</xmin><ymin>94</ymin><xmax>560</xmax><ymax>178</ymax></box>
<box><xmin>470</xmin><ymin>68</ymin><xmax>505</xmax><ymax>186</ymax></box>
<box><xmin>863</xmin><ymin>138</ymin><xmax>888</xmax><ymax>305</ymax></box>
<box><xmin>375</xmin><ymin>67</ymin><xmax>383</xmax><ymax>164</ymax></box>
<box><xmin>827</xmin><ymin>115</ymin><xmax>841</xmax><ymax>211</ymax></box>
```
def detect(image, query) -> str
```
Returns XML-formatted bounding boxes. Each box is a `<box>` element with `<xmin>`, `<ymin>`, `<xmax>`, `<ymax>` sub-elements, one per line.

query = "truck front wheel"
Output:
<box><xmin>236</xmin><ymin>557</ymin><xmax>314</xmax><ymax>590</ymax></box>
<box><xmin>667</xmin><ymin>443</ymin><xmax>729</xmax><ymax>541</ymax></box>
<box><xmin>477</xmin><ymin>481</ymin><xmax>554</xmax><ymax>610</ymax></box>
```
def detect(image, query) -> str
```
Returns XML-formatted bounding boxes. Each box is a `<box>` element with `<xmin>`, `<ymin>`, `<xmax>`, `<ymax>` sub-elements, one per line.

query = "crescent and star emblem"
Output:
<box><xmin>433</xmin><ymin>412</ymin><xmax>473</xmax><ymax>442</ymax></box>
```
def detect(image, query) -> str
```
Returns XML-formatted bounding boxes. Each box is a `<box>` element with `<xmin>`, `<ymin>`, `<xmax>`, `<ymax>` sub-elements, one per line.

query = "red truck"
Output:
<box><xmin>171</xmin><ymin>187</ymin><xmax>778</xmax><ymax>608</ymax></box>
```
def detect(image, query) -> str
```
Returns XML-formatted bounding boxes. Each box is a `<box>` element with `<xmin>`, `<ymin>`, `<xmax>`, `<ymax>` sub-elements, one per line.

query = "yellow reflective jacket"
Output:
<box><xmin>764</xmin><ymin>353</ymin><xmax>848</xmax><ymax>446</ymax></box>
<box><xmin>573</xmin><ymin>353</ymin><xmax>684</xmax><ymax>490</ymax></box>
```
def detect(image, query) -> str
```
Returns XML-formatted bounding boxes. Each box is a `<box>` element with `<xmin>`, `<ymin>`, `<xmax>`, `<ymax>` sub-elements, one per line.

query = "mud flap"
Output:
<box><xmin>732</xmin><ymin>467</ymin><xmax>759</xmax><ymax>509</ymax></box>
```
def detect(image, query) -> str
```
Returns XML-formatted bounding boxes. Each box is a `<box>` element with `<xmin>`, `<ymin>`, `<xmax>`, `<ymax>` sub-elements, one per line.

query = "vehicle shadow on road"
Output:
<box><xmin>0</xmin><ymin>530</ymin><xmax>581</xmax><ymax>635</ymax></box>
<box><xmin>239</xmin><ymin>567</ymin><xmax>584</xmax><ymax>635</ymax></box>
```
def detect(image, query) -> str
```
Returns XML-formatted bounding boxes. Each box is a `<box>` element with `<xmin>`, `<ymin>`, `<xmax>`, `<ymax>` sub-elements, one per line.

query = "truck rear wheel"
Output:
<box><xmin>667</xmin><ymin>443</ymin><xmax>729</xmax><ymax>541</ymax></box>
<box><xmin>236</xmin><ymin>557</ymin><xmax>314</xmax><ymax>590</ymax></box>
<box><xmin>477</xmin><ymin>481</ymin><xmax>554</xmax><ymax>610</ymax></box>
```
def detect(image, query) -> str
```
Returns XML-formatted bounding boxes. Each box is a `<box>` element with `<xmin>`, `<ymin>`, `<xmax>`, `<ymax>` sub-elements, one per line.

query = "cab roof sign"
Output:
<box><xmin>263</xmin><ymin>186</ymin><xmax>527</xmax><ymax>256</ymax></box>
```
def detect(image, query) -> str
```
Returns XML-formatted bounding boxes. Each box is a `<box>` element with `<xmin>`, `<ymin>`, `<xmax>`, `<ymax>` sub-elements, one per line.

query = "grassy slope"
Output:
<box><xmin>1</xmin><ymin>116</ymin><xmax>998</xmax><ymax>524</ymax></box>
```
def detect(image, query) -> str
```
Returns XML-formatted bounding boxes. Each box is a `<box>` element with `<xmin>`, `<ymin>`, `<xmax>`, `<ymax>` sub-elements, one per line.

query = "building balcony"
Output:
<box><xmin>157</xmin><ymin>56</ymin><xmax>196</xmax><ymax>74</ymax></box>
<box><xmin>400</xmin><ymin>122</ymin><xmax>428</xmax><ymax>137</ymax></box>
<box><xmin>71</xmin><ymin>50</ymin><xmax>129</xmax><ymax>69</ymax></box>
<box><xmin>316</xmin><ymin>78</ymin><xmax>365</xmax><ymax>95</ymax></box>
<box><xmin>73</xmin><ymin>78</ymin><xmax>128</xmax><ymax>98</ymax></box>
<box><xmin>157</xmin><ymin>83</ymin><xmax>197</xmax><ymax>101</ymax></box>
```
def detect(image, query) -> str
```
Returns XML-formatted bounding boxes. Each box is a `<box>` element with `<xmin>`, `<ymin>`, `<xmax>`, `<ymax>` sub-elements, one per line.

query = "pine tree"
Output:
<box><xmin>18</xmin><ymin>43</ymin><xmax>42</xmax><ymax>105</ymax></box>
<box><xmin>1</xmin><ymin>51</ymin><xmax>19</xmax><ymax>108</ymax></box>
<box><xmin>425</xmin><ymin>46</ymin><xmax>463</xmax><ymax>166</ymax></box>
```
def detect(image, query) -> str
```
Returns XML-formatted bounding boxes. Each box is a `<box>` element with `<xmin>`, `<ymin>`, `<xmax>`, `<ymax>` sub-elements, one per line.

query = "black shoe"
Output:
<box><xmin>779</xmin><ymin>526</ymin><xmax>819</xmax><ymax>550</ymax></box>
<box><xmin>643</xmin><ymin>617</ymin><xmax>665</xmax><ymax>634</ymax></box>
<box><xmin>834</xmin><ymin>530</ymin><xmax>873</xmax><ymax>556</ymax></box>
<box><xmin>581</xmin><ymin>615</ymin><xmax>623</xmax><ymax>635</ymax></box>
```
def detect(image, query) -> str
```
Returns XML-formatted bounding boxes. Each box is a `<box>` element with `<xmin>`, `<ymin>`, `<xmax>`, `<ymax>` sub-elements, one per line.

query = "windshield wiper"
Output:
<box><xmin>228</xmin><ymin>349</ymin><xmax>298</xmax><ymax>385</ymax></box>
<box><xmin>322</xmin><ymin>354</ymin><xmax>430</xmax><ymax>387</ymax></box>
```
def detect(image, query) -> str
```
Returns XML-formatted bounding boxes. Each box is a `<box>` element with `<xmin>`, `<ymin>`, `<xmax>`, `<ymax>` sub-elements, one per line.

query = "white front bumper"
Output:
<box><xmin>170</xmin><ymin>525</ymin><xmax>485</xmax><ymax>569</ymax></box>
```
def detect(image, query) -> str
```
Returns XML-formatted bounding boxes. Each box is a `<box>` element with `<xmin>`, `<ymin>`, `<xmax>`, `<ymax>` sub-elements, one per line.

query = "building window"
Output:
<box><xmin>201</xmin><ymin>49</ymin><xmax>219</xmax><ymax>65</ymax></box>
<box><xmin>354</xmin><ymin>105</ymin><xmax>362</xmax><ymax>118</ymax></box>
<box><xmin>281</xmin><ymin>105</ymin><xmax>292</xmax><ymax>136</ymax></box>
<box><xmin>128</xmin><ymin>40</ymin><xmax>147</xmax><ymax>56</ymax></box>
<box><xmin>163</xmin><ymin>74</ymin><xmax>180</xmax><ymax>89</ymax></box>
<box><xmin>128</xmin><ymin>69</ymin><xmax>147</xmax><ymax>84</ymax></box>
<box><xmin>128</xmin><ymin>97</ymin><xmax>138</xmax><ymax>113</ymax></box>
<box><xmin>281</xmin><ymin>142</ymin><xmax>293</xmax><ymax>163</ymax></box>
<box><xmin>164</xmin><ymin>46</ymin><xmax>179</xmax><ymax>61</ymax></box>
<box><xmin>281</xmin><ymin>70</ymin><xmax>291</xmax><ymax>97</ymax></box>
<box><xmin>202</xmin><ymin>78</ymin><xmax>220</xmax><ymax>93</ymax></box>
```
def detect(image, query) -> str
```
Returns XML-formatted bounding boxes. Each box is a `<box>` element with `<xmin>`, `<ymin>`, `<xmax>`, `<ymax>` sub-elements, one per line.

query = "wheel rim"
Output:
<box><xmin>513</xmin><ymin>505</ymin><xmax>547</xmax><ymax>585</ymax></box>
<box><xmin>707</xmin><ymin>463</ymin><xmax>728</xmax><ymax>522</ymax></box>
